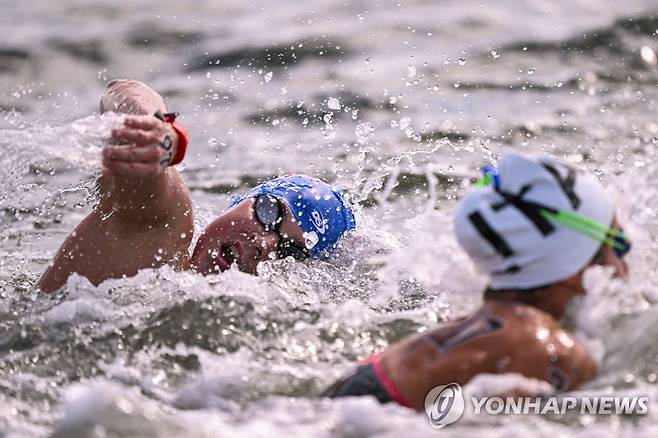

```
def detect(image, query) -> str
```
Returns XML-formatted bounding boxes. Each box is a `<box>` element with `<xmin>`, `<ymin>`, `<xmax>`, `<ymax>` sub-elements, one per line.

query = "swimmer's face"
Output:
<box><xmin>535</xmin><ymin>216</ymin><xmax>630</xmax><ymax>320</ymax></box>
<box><xmin>564</xmin><ymin>215</ymin><xmax>629</xmax><ymax>301</ymax></box>
<box><xmin>190</xmin><ymin>198</ymin><xmax>307</xmax><ymax>275</ymax></box>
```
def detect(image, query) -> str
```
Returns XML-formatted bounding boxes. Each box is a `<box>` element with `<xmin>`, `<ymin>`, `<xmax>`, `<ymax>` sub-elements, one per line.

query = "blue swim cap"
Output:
<box><xmin>229</xmin><ymin>174</ymin><xmax>356</xmax><ymax>257</ymax></box>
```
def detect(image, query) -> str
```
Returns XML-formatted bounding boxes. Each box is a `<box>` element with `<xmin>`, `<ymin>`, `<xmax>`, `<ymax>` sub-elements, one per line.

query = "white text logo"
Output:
<box><xmin>423</xmin><ymin>384</ymin><xmax>648</xmax><ymax>429</ymax></box>
<box><xmin>310</xmin><ymin>210</ymin><xmax>327</xmax><ymax>234</ymax></box>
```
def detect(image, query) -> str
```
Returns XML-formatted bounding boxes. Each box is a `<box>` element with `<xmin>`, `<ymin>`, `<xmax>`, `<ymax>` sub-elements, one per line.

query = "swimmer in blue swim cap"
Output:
<box><xmin>37</xmin><ymin>81</ymin><xmax>355</xmax><ymax>292</ymax></box>
<box><xmin>191</xmin><ymin>174</ymin><xmax>356</xmax><ymax>275</ymax></box>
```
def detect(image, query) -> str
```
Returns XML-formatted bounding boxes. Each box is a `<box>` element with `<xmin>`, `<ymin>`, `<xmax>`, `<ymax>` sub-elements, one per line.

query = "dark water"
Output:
<box><xmin>1</xmin><ymin>1</ymin><xmax>658</xmax><ymax>436</ymax></box>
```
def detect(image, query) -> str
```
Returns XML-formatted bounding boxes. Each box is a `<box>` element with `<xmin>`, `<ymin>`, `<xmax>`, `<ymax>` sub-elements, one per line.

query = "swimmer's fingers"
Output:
<box><xmin>114</xmin><ymin>117</ymin><xmax>177</xmax><ymax>163</ymax></box>
<box><xmin>123</xmin><ymin>115</ymin><xmax>160</xmax><ymax>131</ymax></box>
<box><xmin>102</xmin><ymin>159</ymin><xmax>162</xmax><ymax>178</ymax></box>
<box><xmin>102</xmin><ymin>140</ymin><xmax>173</xmax><ymax>177</ymax></box>
<box><xmin>102</xmin><ymin>144</ymin><xmax>161</xmax><ymax>163</ymax></box>
<box><xmin>111</xmin><ymin>127</ymin><xmax>160</xmax><ymax>146</ymax></box>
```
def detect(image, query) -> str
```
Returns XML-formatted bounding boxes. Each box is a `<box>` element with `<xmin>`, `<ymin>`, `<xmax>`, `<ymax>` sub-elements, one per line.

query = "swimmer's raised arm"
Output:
<box><xmin>37</xmin><ymin>80</ymin><xmax>193</xmax><ymax>292</ymax></box>
<box><xmin>98</xmin><ymin>80</ymin><xmax>190</xmax><ymax>226</ymax></box>
<box><xmin>98</xmin><ymin>115</ymin><xmax>188</xmax><ymax>227</ymax></box>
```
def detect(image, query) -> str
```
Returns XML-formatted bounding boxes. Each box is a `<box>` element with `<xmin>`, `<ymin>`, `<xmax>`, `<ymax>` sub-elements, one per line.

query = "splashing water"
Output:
<box><xmin>2</xmin><ymin>0</ymin><xmax>658</xmax><ymax>436</ymax></box>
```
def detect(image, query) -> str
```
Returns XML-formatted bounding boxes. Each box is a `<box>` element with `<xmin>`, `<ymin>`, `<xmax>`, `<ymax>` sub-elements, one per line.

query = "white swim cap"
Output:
<box><xmin>454</xmin><ymin>152</ymin><xmax>614</xmax><ymax>290</ymax></box>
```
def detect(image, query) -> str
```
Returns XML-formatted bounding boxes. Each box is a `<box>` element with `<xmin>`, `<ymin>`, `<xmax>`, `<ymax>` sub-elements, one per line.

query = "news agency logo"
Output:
<box><xmin>423</xmin><ymin>383</ymin><xmax>649</xmax><ymax>429</ymax></box>
<box><xmin>424</xmin><ymin>383</ymin><xmax>465</xmax><ymax>429</ymax></box>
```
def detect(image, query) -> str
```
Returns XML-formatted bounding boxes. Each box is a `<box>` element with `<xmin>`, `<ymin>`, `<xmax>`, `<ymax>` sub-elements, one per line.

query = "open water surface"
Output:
<box><xmin>1</xmin><ymin>1</ymin><xmax>658</xmax><ymax>436</ymax></box>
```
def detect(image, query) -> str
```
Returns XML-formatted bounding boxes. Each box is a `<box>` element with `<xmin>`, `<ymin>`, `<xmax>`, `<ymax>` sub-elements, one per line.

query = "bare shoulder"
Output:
<box><xmin>488</xmin><ymin>302</ymin><xmax>572</xmax><ymax>353</ymax></box>
<box><xmin>382</xmin><ymin>302</ymin><xmax>596</xmax><ymax>408</ymax></box>
<box><xmin>490</xmin><ymin>302</ymin><xmax>597</xmax><ymax>389</ymax></box>
<box><xmin>492</xmin><ymin>301</ymin><xmax>555</xmax><ymax>326</ymax></box>
<box><xmin>38</xmin><ymin>169</ymin><xmax>193</xmax><ymax>293</ymax></box>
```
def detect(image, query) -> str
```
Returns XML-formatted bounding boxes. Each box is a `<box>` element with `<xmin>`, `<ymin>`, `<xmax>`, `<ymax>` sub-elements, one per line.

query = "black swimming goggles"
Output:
<box><xmin>253</xmin><ymin>195</ymin><xmax>310</xmax><ymax>261</ymax></box>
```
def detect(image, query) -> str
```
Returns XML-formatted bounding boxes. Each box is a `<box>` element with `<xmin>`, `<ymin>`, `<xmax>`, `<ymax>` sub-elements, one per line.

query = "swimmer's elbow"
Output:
<box><xmin>36</xmin><ymin>266</ymin><xmax>67</xmax><ymax>293</ymax></box>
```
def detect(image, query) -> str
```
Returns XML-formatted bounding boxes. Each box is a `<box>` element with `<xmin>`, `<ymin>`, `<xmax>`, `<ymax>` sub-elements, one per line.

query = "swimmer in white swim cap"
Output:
<box><xmin>324</xmin><ymin>152</ymin><xmax>630</xmax><ymax>410</ymax></box>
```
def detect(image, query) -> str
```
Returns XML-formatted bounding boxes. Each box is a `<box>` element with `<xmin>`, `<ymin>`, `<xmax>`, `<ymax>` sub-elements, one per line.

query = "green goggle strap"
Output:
<box><xmin>539</xmin><ymin>209</ymin><xmax>626</xmax><ymax>251</ymax></box>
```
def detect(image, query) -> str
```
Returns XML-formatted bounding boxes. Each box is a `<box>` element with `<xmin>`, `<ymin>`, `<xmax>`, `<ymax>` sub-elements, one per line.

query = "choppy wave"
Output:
<box><xmin>2</xmin><ymin>0</ymin><xmax>658</xmax><ymax>436</ymax></box>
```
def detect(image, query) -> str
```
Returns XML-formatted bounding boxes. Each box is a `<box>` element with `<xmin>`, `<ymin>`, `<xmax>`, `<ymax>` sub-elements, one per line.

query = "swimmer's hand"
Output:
<box><xmin>102</xmin><ymin>115</ymin><xmax>179</xmax><ymax>178</ymax></box>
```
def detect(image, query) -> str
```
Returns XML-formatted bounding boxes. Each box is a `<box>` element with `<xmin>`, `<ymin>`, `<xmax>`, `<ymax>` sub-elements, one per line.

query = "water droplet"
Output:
<box><xmin>327</xmin><ymin>97</ymin><xmax>341</xmax><ymax>110</ymax></box>
<box><xmin>116</xmin><ymin>398</ymin><xmax>134</xmax><ymax>415</ymax></box>
<box><xmin>355</xmin><ymin>123</ymin><xmax>375</xmax><ymax>144</ymax></box>
<box><xmin>458</xmin><ymin>58</ymin><xmax>467</xmax><ymax>66</ymax></box>
<box><xmin>406</xmin><ymin>65</ymin><xmax>417</xmax><ymax>77</ymax></box>
<box><xmin>490</xmin><ymin>49</ymin><xmax>500</xmax><ymax>59</ymax></box>
<box><xmin>264</xmin><ymin>71</ymin><xmax>273</xmax><ymax>82</ymax></box>
<box><xmin>527</xmin><ymin>68</ymin><xmax>535</xmax><ymax>75</ymax></box>
<box><xmin>640</xmin><ymin>46</ymin><xmax>657</xmax><ymax>66</ymax></box>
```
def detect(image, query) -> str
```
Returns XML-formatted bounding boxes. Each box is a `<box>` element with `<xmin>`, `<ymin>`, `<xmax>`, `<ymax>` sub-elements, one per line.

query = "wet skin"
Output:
<box><xmin>37</xmin><ymin>169</ymin><xmax>195</xmax><ymax>292</ymax></box>
<box><xmin>380</xmin><ymin>301</ymin><xmax>597</xmax><ymax>410</ymax></box>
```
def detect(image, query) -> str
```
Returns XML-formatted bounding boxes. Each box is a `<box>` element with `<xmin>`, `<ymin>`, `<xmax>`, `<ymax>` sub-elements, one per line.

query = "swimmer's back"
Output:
<box><xmin>379</xmin><ymin>301</ymin><xmax>597</xmax><ymax>409</ymax></box>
